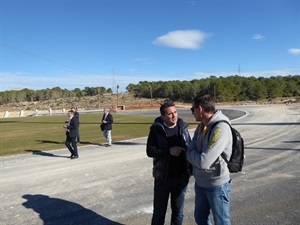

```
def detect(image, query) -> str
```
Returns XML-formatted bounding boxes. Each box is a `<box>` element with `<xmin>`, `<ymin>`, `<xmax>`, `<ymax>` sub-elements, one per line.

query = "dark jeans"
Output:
<box><xmin>65</xmin><ymin>134</ymin><xmax>78</xmax><ymax>157</ymax></box>
<box><xmin>77</xmin><ymin>125</ymin><xmax>80</xmax><ymax>142</ymax></box>
<box><xmin>151</xmin><ymin>177</ymin><xmax>189</xmax><ymax>225</ymax></box>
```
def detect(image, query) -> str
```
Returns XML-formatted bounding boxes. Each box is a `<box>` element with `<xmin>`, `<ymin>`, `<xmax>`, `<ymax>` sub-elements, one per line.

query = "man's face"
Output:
<box><xmin>162</xmin><ymin>106</ymin><xmax>178</xmax><ymax>127</ymax></box>
<box><xmin>191</xmin><ymin>104</ymin><xmax>201</xmax><ymax>122</ymax></box>
<box><xmin>68</xmin><ymin>111</ymin><xmax>73</xmax><ymax>118</ymax></box>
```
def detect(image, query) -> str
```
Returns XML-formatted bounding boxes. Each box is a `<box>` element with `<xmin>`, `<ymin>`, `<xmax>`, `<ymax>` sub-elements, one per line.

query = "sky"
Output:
<box><xmin>1</xmin><ymin>0</ymin><xmax>299</xmax><ymax>93</ymax></box>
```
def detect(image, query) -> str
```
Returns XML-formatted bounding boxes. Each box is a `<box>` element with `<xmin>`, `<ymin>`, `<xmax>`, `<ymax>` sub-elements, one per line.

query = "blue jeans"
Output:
<box><xmin>102</xmin><ymin>129</ymin><xmax>112</xmax><ymax>145</ymax></box>
<box><xmin>194</xmin><ymin>181</ymin><xmax>231</xmax><ymax>225</ymax></box>
<box><xmin>151</xmin><ymin>178</ymin><xmax>189</xmax><ymax>225</ymax></box>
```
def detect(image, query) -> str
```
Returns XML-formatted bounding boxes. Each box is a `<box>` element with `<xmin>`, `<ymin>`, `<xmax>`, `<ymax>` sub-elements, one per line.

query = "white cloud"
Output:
<box><xmin>0</xmin><ymin>71</ymin><xmax>166</xmax><ymax>92</ymax></box>
<box><xmin>0</xmin><ymin>72</ymin><xmax>113</xmax><ymax>92</ymax></box>
<box><xmin>133</xmin><ymin>57</ymin><xmax>153</xmax><ymax>65</ymax></box>
<box><xmin>190</xmin><ymin>68</ymin><xmax>299</xmax><ymax>79</ymax></box>
<box><xmin>1</xmin><ymin>67</ymin><xmax>299</xmax><ymax>93</ymax></box>
<box><xmin>252</xmin><ymin>34</ymin><xmax>265</xmax><ymax>40</ymax></box>
<box><xmin>288</xmin><ymin>48</ymin><xmax>300</xmax><ymax>55</ymax></box>
<box><xmin>134</xmin><ymin>57</ymin><xmax>151</xmax><ymax>62</ymax></box>
<box><xmin>153</xmin><ymin>29</ymin><xmax>210</xmax><ymax>50</ymax></box>
<box><xmin>189</xmin><ymin>1</ymin><xmax>198</xmax><ymax>7</ymax></box>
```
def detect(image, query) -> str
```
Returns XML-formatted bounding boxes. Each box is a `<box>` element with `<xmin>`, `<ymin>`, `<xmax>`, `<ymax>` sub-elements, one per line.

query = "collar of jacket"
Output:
<box><xmin>153</xmin><ymin>117</ymin><xmax>188</xmax><ymax>130</ymax></box>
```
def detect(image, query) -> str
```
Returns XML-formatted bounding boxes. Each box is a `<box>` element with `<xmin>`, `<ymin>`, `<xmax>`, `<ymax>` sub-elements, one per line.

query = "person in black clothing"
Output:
<box><xmin>63</xmin><ymin>110</ymin><xmax>79</xmax><ymax>159</ymax></box>
<box><xmin>146</xmin><ymin>101</ymin><xmax>192</xmax><ymax>225</ymax></box>
<box><xmin>100</xmin><ymin>108</ymin><xmax>113</xmax><ymax>147</ymax></box>
<box><xmin>71</xmin><ymin>106</ymin><xmax>80</xmax><ymax>143</ymax></box>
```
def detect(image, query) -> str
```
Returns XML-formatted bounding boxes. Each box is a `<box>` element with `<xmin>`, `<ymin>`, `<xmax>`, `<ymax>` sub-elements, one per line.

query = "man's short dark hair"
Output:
<box><xmin>193</xmin><ymin>95</ymin><xmax>215</xmax><ymax>113</ymax></box>
<box><xmin>160</xmin><ymin>101</ymin><xmax>175</xmax><ymax>115</ymax></box>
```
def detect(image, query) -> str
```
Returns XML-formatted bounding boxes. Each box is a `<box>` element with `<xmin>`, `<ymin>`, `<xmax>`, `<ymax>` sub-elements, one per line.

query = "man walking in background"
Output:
<box><xmin>146</xmin><ymin>101</ymin><xmax>192</xmax><ymax>225</ymax></box>
<box><xmin>63</xmin><ymin>109</ymin><xmax>79</xmax><ymax>159</ymax></box>
<box><xmin>187</xmin><ymin>95</ymin><xmax>232</xmax><ymax>225</ymax></box>
<box><xmin>71</xmin><ymin>106</ymin><xmax>80</xmax><ymax>144</ymax></box>
<box><xmin>100</xmin><ymin>108</ymin><xmax>113</xmax><ymax>147</ymax></box>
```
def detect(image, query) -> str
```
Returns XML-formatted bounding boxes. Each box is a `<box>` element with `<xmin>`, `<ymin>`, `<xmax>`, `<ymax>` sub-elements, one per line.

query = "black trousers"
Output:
<box><xmin>65</xmin><ymin>133</ymin><xmax>78</xmax><ymax>156</ymax></box>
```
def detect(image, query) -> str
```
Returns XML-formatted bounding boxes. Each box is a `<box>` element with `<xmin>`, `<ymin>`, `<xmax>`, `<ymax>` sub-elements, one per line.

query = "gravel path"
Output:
<box><xmin>0</xmin><ymin>104</ymin><xmax>299</xmax><ymax>225</ymax></box>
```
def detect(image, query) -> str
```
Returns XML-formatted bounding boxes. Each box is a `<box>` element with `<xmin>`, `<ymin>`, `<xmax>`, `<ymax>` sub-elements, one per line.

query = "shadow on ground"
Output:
<box><xmin>22</xmin><ymin>194</ymin><xmax>124</xmax><ymax>225</ymax></box>
<box><xmin>25</xmin><ymin>150</ymin><xmax>68</xmax><ymax>158</ymax></box>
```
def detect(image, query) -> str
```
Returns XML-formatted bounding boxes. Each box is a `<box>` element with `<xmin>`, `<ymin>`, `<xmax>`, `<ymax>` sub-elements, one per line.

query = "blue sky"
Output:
<box><xmin>1</xmin><ymin>0</ymin><xmax>299</xmax><ymax>93</ymax></box>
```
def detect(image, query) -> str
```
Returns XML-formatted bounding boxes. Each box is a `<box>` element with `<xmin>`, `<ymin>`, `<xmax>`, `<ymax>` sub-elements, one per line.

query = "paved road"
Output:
<box><xmin>0</xmin><ymin>105</ymin><xmax>299</xmax><ymax>225</ymax></box>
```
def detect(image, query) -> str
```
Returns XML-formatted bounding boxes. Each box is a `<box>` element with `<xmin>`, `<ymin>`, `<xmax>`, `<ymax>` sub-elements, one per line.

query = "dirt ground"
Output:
<box><xmin>1</xmin><ymin>93</ymin><xmax>297</xmax><ymax>113</ymax></box>
<box><xmin>1</xmin><ymin>104</ymin><xmax>299</xmax><ymax>225</ymax></box>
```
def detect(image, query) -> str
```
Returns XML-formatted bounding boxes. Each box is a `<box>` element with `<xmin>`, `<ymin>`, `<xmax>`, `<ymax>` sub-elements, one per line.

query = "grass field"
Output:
<box><xmin>0</xmin><ymin>113</ymin><xmax>197</xmax><ymax>157</ymax></box>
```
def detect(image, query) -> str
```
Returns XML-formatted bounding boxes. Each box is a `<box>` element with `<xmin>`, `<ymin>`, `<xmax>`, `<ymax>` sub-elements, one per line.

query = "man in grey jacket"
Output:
<box><xmin>187</xmin><ymin>95</ymin><xmax>232</xmax><ymax>225</ymax></box>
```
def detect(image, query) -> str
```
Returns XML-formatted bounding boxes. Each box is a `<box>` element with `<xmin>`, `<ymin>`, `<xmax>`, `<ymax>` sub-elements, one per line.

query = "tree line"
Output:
<box><xmin>0</xmin><ymin>86</ymin><xmax>112</xmax><ymax>105</ymax></box>
<box><xmin>0</xmin><ymin>75</ymin><xmax>299</xmax><ymax>105</ymax></box>
<box><xmin>127</xmin><ymin>75</ymin><xmax>300</xmax><ymax>102</ymax></box>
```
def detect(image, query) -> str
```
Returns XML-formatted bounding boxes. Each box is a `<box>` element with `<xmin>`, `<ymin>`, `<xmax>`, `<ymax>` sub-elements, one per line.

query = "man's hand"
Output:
<box><xmin>170</xmin><ymin>146</ymin><xmax>186</xmax><ymax>156</ymax></box>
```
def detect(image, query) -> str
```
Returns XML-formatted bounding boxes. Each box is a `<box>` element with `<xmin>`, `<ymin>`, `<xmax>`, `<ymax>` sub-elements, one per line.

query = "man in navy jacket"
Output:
<box><xmin>100</xmin><ymin>108</ymin><xmax>113</xmax><ymax>147</ymax></box>
<box><xmin>63</xmin><ymin>110</ymin><xmax>79</xmax><ymax>159</ymax></box>
<box><xmin>146</xmin><ymin>101</ymin><xmax>192</xmax><ymax>225</ymax></box>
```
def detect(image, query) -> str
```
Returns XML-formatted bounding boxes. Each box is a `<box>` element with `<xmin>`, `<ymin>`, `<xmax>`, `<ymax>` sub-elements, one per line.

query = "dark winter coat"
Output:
<box><xmin>146</xmin><ymin>117</ymin><xmax>192</xmax><ymax>181</ymax></box>
<box><xmin>100</xmin><ymin>113</ymin><xmax>113</xmax><ymax>131</ymax></box>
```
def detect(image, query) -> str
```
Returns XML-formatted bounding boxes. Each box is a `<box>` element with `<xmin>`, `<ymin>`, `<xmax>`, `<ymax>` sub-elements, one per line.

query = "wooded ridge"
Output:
<box><xmin>1</xmin><ymin>75</ymin><xmax>299</xmax><ymax>111</ymax></box>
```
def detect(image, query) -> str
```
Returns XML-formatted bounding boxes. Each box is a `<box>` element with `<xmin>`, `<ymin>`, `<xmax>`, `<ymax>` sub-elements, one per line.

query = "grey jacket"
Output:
<box><xmin>187</xmin><ymin>110</ymin><xmax>232</xmax><ymax>187</ymax></box>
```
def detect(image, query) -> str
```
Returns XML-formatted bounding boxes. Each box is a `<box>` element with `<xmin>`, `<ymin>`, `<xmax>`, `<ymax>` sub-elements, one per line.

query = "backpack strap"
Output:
<box><xmin>208</xmin><ymin>120</ymin><xmax>231</xmax><ymax>164</ymax></box>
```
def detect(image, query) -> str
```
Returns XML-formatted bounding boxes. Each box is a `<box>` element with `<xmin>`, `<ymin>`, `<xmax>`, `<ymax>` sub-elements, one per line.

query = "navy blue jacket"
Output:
<box><xmin>101</xmin><ymin>113</ymin><xmax>113</xmax><ymax>131</ymax></box>
<box><xmin>146</xmin><ymin>117</ymin><xmax>192</xmax><ymax>181</ymax></box>
<box><xmin>66</xmin><ymin>117</ymin><xmax>78</xmax><ymax>138</ymax></box>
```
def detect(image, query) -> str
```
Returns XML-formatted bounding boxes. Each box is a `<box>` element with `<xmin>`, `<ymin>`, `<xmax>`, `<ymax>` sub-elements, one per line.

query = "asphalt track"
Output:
<box><xmin>0</xmin><ymin>105</ymin><xmax>299</xmax><ymax>225</ymax></box>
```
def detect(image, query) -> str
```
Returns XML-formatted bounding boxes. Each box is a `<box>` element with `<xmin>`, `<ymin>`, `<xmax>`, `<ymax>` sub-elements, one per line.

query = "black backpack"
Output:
<box><xmin>209</xmin><ymin>120</ymin><xmax>244</xmax><ymax>173</ymax></box>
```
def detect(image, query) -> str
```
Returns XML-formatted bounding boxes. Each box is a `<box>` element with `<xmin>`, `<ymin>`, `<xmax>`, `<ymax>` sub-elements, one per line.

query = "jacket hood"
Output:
<box><xmin>153</xmin><ymin>116</ymin><xmax>188</xmax><ymax>129</ymax></box>
<box><xmin>208</xmin><ymin>110</ymin><xmax>231</xmax><ymax>126</ymax></box>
